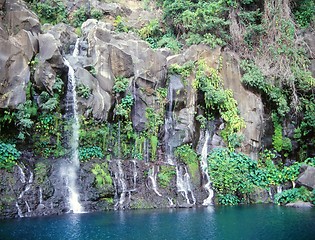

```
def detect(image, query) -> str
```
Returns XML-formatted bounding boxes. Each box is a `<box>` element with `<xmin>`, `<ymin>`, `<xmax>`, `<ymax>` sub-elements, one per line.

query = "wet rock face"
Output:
<box><xmin>0</xmin><ymin>157</ymin><xmax>116</xmax><ymax>219</ymax></box>
<box><xmin>108</xmin><ymin>159</ymin><xmax>206</xmax><ymax>210</ymax></box>
<box><xmin>297</xmin><ymin>166</ymin><xmax>315</xmax><ymax>190</ymax></box>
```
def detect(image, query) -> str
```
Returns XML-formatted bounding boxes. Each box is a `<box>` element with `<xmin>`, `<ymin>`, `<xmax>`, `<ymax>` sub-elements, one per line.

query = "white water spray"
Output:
<box><xmin>201</xmin><ymin>131</ymin><xmax>214</xmax><ymax>206</ymax></box>
<box><xmin>148</xmin><ymin>166</ymin><xmax>162</xmax><ymax>196</ymax></box>
<box><xmin>176</xmin><ymin>165</ymin><xmax>196</xmax><ymax>205</ymax></box>
<box><xmin>61</xmin><ymin>39</ymin><xmax>83</xmax><ymax>213</ymax></box>
<box><xmin>114</xmin><ymin>160</ymin><xmax>127</xmax><ymax>209</ymax></box>
<box><xmin>15</xmin><ymin>165</ymin><xmax>34</xmax><ymax>217</ymax></box>
<box><xmin>132</xmin><ymin>160</ymin><xmax>137</xmax><ymax>190</ymax></box>
<box><xmin>164</xmin><ymin>79</ymin><xmax>175</xmax><ymax>165</ymax></box>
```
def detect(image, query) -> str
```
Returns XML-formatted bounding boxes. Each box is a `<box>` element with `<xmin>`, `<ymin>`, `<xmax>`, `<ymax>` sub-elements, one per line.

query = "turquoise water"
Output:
<box><xmin>1</xmin><ymin>205</ymin><xmax>315</xmax><ymax>240</ymax></box>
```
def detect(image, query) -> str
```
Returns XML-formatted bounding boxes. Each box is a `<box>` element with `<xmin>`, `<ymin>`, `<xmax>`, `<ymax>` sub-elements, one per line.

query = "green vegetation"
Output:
<box><xmin>79</xmin><ymin>146</ymin><xmax>104</xmax><ymax>162</ymax></box>
<box><xmin>77</xmin><ymin>84</ymin><xmax>92</xmax><ymax>99</ymax></box>
<box><xmin>174</xmin><ymin>144</ymin><xmax>197</xmax><ymax>165</ymax></box>
<box><xmin>207</xmin><ymin>148</ymin><xmax>312</xmax><ymax>205</ymax></box>
<box><xmin>28</xmin><ymin>0</ymin><xmax>67</xmax><ymax>25</ymax></box>
<box><xmin>174</xmin><ymin>144</ymin><xmax>199</xmax><ymax>182</ymax></box>
<box><xmin>27</xmin><ymin>1</ymin><xmax>103</xmax><ymax>27</ymax></box>
<box><xmin>114</xmin><ymin>16</ymin><xmax>130</xmax><ymax>33</ymax></box>
<box><xmin>157</xmin><ymin>165</ymin><xmax>176</xmax><ymax>188</ymax></box>
<box><xmin>171</xmin><ymin>60</ymin><xmax>245</xmax><ymax>149</ymax></box>
<box><xmin>113</xmin><ymin>77</ymin><xmax>130</xmax><ymax>94</ymax></box>
<box><xmin>34</xmin><ymin>162</ymin><xmax>49</xmax><ymax>184</ymax></box>
<box><xmin>292</xmin><ymin>0</ymin><xmax>315</xmax><ymax>28</ymax></box>
<box><xmin>0</xmin><ymin>143</ymin><xmax>20</xmax><ymax>170</ymax></box>
<box><xmin>274</xmin><ymin>187</ymin><xmax>314</xmax><ymax>205</ymax></box>
<box><xmin>91</xmin><ymin>162</ymin><xmax>112</xmax><ymax>187</ymax></box>
<box><xmin>195</xmin><ymin>61</ymin><xmax>245</xmax><ymax>148</ymax></box>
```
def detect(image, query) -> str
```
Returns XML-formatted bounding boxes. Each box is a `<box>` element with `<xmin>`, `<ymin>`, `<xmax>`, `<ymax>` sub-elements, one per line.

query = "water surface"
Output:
<box><xmin>1</xmin><ymin>205</ymin><xmax>314</xmax><ymax>240</ymax></box>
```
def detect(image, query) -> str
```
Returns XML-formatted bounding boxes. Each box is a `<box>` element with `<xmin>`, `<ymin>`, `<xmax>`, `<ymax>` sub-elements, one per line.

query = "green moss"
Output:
<box><xmin>91</xmin><ymin>162</ymin><xmax>112</xmax><ymax>187</ymax></box>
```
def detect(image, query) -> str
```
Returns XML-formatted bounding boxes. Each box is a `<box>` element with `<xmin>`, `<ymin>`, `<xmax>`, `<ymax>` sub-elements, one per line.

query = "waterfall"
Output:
<box><xmin>114</xmin><ymin>160</ymin><xmax>127</xmax><ymax>209</ymax></box>
<box><xmin>148</xmin><ymin>166</ymin><xmax>162</xmax><ymax>196</ymax></box>
<box><xmin>39</xmin><ymin>187</ymin><xmax>43</xmax><ymax>205</ymax></box>
<box><xmin>15</xmin><ymin>202</ymin><xmax>23</xmax><ymax>218</ymax></box>
<box><xmin>200</xmin><ymin>131</ymin><xmax>214</xmax><ymax>206</ymax></box>
<box><xmin>277</xmin><ymin>185</ymin><xmax>283</xmax><ymax>194</ymax></box>
<box><xmin>132</xmin><ymin>160</ymin><xmax>137</xmax><ymax>190</ymax></box>
<box><xmin>164</xmin><ymin>79</ymin><xmax>175</xmax><ymax>165</ymax></box>
<box><xmin>17</xmin><ymin>165</ymin><xmax>26</xmax><ymax>183</ymax></box>
<box><xmin>176</xmin><ymin>165</ymin><xmax>196</xmax><ymax>205</ymax></box>
<box><xmin>25</xmin><ymin>201</ymin><xmax>31</xmax><ymax>213</ymax></box>
<box><xmin>61</xmin><ymin>39</ymin><xmax>83</xmax><ymax>213</ymax></box>
<box><xmin>15</xmin><ymin>165</ymin><xmax>34</xmax><ymax>217</ymax></box>
<box><xmin>167</xmin><ymin>197</ymin><xmax>175</xmax><ymax>207</ymax></box>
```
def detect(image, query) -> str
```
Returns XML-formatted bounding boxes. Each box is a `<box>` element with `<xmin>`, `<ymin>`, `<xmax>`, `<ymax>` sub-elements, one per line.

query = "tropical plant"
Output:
<box><xmin>28</xmin><ymin>0</ymin><xmax>67</xmax><ymax>25</ymax></box>
<box><xmin>0</xmin><ymin>142</ymin><xmax>20</xmax><ymax>170</ymax></box>
<box><xmin>274</xmin><ymin>187</ymin><xmax>313</xmax><ymax>205</ymax></box>
<box><xmin>91</xmin><ymin>162</ymin><xmax>112</xmax><ymax>187</ymax></box>
<box><xmin>79</xmin><ymin>146</ymin><xmax>104</xmax><ymax>161</ymax></box>
<box><xmin>77</xmin><ymin>84</ymin><xmax>92</xmax><ymax>99</ymax></box>
<box><xmin>113</xmin><ymin>77</ymin><xmax>129</xmax><ymax>94</ymax></box>
<box><xmin>158</xmin><ymin>165</ymin><xmax>176</xmax><ymax>188</ymax></box>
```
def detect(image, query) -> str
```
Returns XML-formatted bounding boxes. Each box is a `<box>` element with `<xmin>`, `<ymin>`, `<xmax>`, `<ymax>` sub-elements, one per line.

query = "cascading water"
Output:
<box><xmin>61</xmin><ymin>39</ymin><xmax>83</xmax><ymax>213</ymax></box>
<box><xmin>15</xmin><ymin>165</ymin><xmax>34</xmax><ymax>217</ymax></box>
<box><xmin>148</xmin><ymin>166</ymin><xmax>162</xmax><ymax>196</ymax></box>
<box><xmin>132</xmin><ymin>160</ymin><xmax>137</xmax><ymax>190</ymax></box>
<box><xmin>176</xmin><ymin>165</ymin><xmax>196</xmax><ymax>205</ymax></box>
<box><xmin>114</xmin><ymin>160</ymin><xmax>128</xmax><ymax>209</ymax></box>
<box><xmin>39</xmin><ymin>187</ymin><xmax>43</xmax><ymax>205</ymax></box>
<box><xmin>277</xmin><ymin>185</ymin><xmax>283</xmax><ymax>194</ymax></box>
<box><xmin>164</xmin><ymin>79</ymin><xmax>175</xmax><ymax>165</ymax></box>
<box><xmin>200</xmin><ymin>131</ymin><xmax>214</xmax><ymax>206</ymax></box>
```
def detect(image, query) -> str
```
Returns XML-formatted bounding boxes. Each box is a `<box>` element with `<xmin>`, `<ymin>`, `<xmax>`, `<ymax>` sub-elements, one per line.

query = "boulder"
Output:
<box><xmin>296</xmin><ymin>166</ymin><xmax>315</xmax><ymax>190</ymax></box>
<box><xmin>80</xmin><ymin>19</ymin><xmax>167</xmax><ymax>122</ymax></box>
<box><xmin>0</xmin><ymin>39</ymin><xmax>30</xmax><ymax>108</ymax></box>
<box><xmin>4</xmin><ymin>0</ymin><xmax>40</xmax><ymax>35</ymax></box>
<box><xmin>0</xmin><ymin>0</ymin><xmax>41</xmax><ymax>108</ymax></box>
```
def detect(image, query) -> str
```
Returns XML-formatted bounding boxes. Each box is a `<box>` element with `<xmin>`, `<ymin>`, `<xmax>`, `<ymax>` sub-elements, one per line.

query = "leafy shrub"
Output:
<box><xmin>115</xmin><ymin>95</ymin><xmax>134</xmax><ymax>119</ymax></box>
<box><xmin>292</xmin><ymin>0</ymin><xmax>315</xmax><ymax>28</ymax></box>
<box><xmin>41</xmin><ymin>98</ymin><xmax>59</xmax><ymax>112</ymax></box>
<box><xmin>161</xmin><ymin>0</ymin><xmax>230</xmax><ymax>47</ymax></box>
<box><xmin>208</xmin><ymin>148</ymin><xmax>256</xmax><ymax>199</ymax></box>
<box><xmin>71</xmin><ymin>6</ymin><xmax>88</xmax><ymax>28</ymax></box>
<box><xmin>114</xmin><ymin>16</ymin><xmax>129</xmax><ymax>32</ymax></box>
<box><xmin>158</xmin><ymin>165</ymin><xmax>176</xmax><ymax>188</ymax></box>
<box><xmin>76</xmin><ymin>84</ymin><xmax>91</xmax><ymax>99</ymax></box>
<box><xmin>218</xmin><ymin>194</ymin><xmax>240</xmax><ymax>205</ymax></box>
<box><xmin>241</xmin><ymin>61</ymin><xmax>290</xmax><ymax>117</ymax></box>
<box><xmin>138</xmin><ymin>19</ymin><xmax>162</xmax><ymax>39</ymax></box>
<box><xmin>274</xmin><ymin>187</ymin><xmax>313</xmax><ymax>205</ymax></box>
<box><xmin>157</xmin><ymin>34</ymin><xmax>182</xmax><ymax>53</ymax></box>
<box><xmin>29</xmin><ymin>0</ymin><xmax>67</xmax><ymax>25</ymax></box>
<box><xmin>0</xmin><ymin>142</ymin><xmax>20</xmax><ymax>170</ymax></box>
<box><xmin>79</xmin><ymin>146</ymin><xmax>104</xmax><ymax>161</ymax></box>
<box><xmin>90</xmin><ymin>8</ymin><xmax>103</xmax><ymax>20</ymax></box>
<box><xmin>113</xmin><ymin>77</ymin><xmax>129</xmax><ymax>94</ymax></box>
<box><xmin>174</xmin><ymin>144</ymin><xmax>197</xmax><ymax>165</ymax></box>
<box><xmin>91</xmin><ymin>162</ymin><xmax>112</xmax><ymax>187</ymax></box>
<box><xmin>16</xmin><ymin>100</ymin><xmax>37</xmax><ymax>140</ymax></box>
<box><xmin>271</xmin><ymin>113</ymin><xmax>292</xmax><ymax>155</ymax></box>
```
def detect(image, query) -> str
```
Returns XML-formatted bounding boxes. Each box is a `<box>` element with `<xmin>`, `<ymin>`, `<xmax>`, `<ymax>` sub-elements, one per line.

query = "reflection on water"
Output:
<box><xmin>0</xmin><ymin>205</ymin><xmax>314</xmax><ymax>240</ymax></box>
